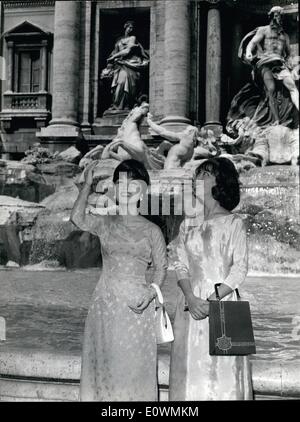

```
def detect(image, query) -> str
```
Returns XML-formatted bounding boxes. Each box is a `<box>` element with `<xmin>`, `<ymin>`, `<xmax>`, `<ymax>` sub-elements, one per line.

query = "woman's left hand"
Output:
<box><xmin>128</xmin><ymin>289</ymin><xmax>155</xmax><ymax>314</ymax></box>
<box><xmin>199</xmin><ymin>299</ymin><xmax>209</xmax><ymax>317</ymax></box>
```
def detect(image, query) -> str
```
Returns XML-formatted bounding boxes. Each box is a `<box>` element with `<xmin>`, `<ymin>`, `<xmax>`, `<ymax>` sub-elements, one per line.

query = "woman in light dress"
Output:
<box><xmin>169</xmin><ymin>157</ymin><xmax>253</xmax><ymax>400</ymax></box>
<box><xmin>71</xmin><ymin>159</ymin><xmax>168</xmax><ymax>401</ymax></box>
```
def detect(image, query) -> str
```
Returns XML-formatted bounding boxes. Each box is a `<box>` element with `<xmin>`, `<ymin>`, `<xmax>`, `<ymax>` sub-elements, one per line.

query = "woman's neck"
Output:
<box><xmin>204</xmin><ymin>201</ymin><xmax>229</xmax><ymax>220</ymax></box>
<box><xmin>118</xmin><ymin>204</ymin><xmax>139</xmax><ymax>217</ymax></box>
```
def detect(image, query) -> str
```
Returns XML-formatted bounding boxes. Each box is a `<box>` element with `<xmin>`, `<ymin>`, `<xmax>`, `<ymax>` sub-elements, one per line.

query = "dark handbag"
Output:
<box><xmin>209</xmin><ymin>283</ymin><xmax>256</xmax><ymax>356</ymax></box>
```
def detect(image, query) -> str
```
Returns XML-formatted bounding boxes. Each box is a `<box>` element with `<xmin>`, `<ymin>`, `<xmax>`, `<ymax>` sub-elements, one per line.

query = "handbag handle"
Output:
<box><xmin>150</xmin><ymin>283</ymin><xmax>164</xmax><ymax>306</ymax></box>
<box><xmin>214</xmin><ymin>283</ymin><xmax>241</xmax><ymax>301</ymax></box>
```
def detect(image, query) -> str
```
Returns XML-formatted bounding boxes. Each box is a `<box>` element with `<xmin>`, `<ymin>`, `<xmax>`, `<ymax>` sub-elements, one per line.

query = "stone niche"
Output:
<box><xmin>93</xmin><ymin>5</ymin><xmax>150</xmax><ymax>135</ymax></box>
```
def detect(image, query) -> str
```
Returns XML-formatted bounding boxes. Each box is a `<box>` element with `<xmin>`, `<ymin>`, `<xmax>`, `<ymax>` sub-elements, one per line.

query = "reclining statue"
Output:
<box><xmin>147</xmin><ymin>115</ymin><xmax>217</xmax><ymax>169</ymax></box>
<box><xmin>146</xmin><ymin>114</ymin><xmax>199</xmax><ymax>169</ymax></box>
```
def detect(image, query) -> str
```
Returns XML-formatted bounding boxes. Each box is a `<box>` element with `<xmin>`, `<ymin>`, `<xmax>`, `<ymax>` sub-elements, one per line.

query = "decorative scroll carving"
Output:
<box><xmin>3</xmin><ymin>1</ymin><xmax>55</xmax><ymax>8</ymax></box>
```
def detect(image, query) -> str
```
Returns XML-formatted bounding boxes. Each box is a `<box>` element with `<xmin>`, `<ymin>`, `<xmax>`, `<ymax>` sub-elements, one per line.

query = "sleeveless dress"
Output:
<box><xmin>169</xmin><ymin>214</ymin><xmax>253</xmax><ymax>400</ymax></box>
<box><xmin>79</xmin><ymin>214</ymin><xmax>168</xmax><ymax>401</ymax></box>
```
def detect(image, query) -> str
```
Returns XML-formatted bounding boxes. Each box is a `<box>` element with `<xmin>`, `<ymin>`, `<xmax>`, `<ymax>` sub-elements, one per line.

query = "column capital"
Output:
<box><xmin>197</xmin><ymin>0</ymin><xmax>222</xmax><ymax>8</ymax></box>
<box><xmin>206</xmin><ymin>0</ymin><xmax>222</xmax><ymax>10</ymax></box>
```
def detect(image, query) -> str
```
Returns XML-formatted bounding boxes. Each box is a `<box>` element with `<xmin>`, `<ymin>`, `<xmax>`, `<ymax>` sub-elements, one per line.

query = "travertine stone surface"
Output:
<box><xmin>149</xmin><ymin>0</ymin><xmax>165</xmax><ymax>121</ymax></box>
<box><xmin>161</xmin><ymin>0</ymin><xmax>191</xmax><ymax>129</ymax></box>
<box><xmin>78</xmin><ymin>1</ymin><xmax>92</xmax><ymax>130</ymax></box>
<box><xmin>205</xmin><ymin>5</ymin><xmax>221</xmax><ymax>125</ymax></box>
<box><xmin>49</xmin><ymin>1</ymin><xmax>80</xmax><ymax>127</ymax></box>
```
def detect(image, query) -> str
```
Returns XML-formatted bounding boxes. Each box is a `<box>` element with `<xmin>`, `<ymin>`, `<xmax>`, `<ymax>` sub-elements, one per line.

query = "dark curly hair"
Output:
<box><xmin>194</xmin><ymin>157</ymin><xmax>240</xmax><ymax>211</ymax></box>
<box><xmin>113</xmin><ymin>159</ymin><xmax>150</xmax><ymax>210</ymax></box>
<box><xmin>113</xmin><ymin>159</ymin><xmax>150</xmax><ymax>187</ymax></box>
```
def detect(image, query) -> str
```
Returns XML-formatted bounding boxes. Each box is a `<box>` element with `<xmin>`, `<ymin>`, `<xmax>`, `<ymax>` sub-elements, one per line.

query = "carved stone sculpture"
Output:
<box><xmin>101</xmin><ymin>20</ymin><xmax>149</xmax><ymax>111</ymax></box>
<box><xmin>228</xmin><ymin>6</ymin><xmax>299</xmax><ymax>129</ymax></box>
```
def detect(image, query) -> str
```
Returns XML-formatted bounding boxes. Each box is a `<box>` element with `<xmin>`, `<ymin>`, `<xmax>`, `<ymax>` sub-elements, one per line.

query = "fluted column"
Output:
<box><xmin>40</xmin><ymin>40</ymin><xmax>48</xmax><ymax>93</ymax></box>
<box><xmin>205</xmin><ymin>1</ymin><xmax>222</xmax><ymax>135</ymax></box>
<box><xmin>160</xmin><ymin>0</ymin><xmax>191</xmax><ymax>131</ymax></box>
<box><xmin>231</xmin><ymin>20</ymin><xmax>243</xmax><ymax>97</ymax></box>
<box><xmin>80</xmin><ymin>0</ymin><xmax>92</xmax><ymax>131</ymax></box>
<box><xmin>49</xmin><ymin>0</ymin><xmax>80</xmax><ymax>128</ymax></box>
<box><xmin>6</xmin><ymin>41</ymin><xmax>14</xmax><ymax>93</ymax></box>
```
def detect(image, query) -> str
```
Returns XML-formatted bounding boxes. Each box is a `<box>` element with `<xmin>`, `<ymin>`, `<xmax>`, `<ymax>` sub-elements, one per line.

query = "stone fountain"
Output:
<box><xmin>0</xmin><ymin>101</ymin><xmax>299</xmax><ymax>275</ymax></box>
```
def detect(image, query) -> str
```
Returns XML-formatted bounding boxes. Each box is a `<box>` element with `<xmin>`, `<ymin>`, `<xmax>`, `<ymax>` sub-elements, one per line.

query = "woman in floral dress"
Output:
<box><xmin>71</xmin><ymin>159</ymin><xmax>168</xmax><ymax>401</ymax></box>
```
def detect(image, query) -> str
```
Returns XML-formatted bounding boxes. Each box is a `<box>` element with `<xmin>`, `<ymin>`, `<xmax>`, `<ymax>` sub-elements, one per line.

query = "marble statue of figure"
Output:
<box><xmin>146</xmin><ymin>115</ymin><xmax>199</xmax><ymax>170</ymax></box>
<box><xmin>101</xmin><ymin>20</ymin><xmax>149</xmax><ymax>111</ymax></box>
<box><xmin>228</xmin><ymin>6</ymin><xmax>299</xmax><ymax>129</ymax></box>
<box><xmin>101</xmin><ymin>102</ymin><xmax>165</xmax><ymax>170</ymax></box>
<box><xmin>223</xmin><ymin>116</ymin><xmax>299</xmax><ymax>167</ymax></box>
<box><xmin>222</xmin><ymin>118</ymin><xmax>267</xmax><ymax>166</ymax></box>
<box><xmin>192</xmin><ymin>128</ymin><xmax>219</xmax><ymax>160</ymax></box>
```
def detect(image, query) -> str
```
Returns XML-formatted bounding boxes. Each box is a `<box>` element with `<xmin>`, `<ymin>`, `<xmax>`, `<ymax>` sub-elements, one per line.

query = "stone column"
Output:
<box><xmin>205</xmin><ymin>1</ymin><xmax>222</xmax><ymax>136</ymax></box>
<box><xmin>231</xmin><ymin>20</ymin><xmax>243</xmax><ymax>97</ymax></box>
<box><xmin>6</xmin><ymin>41</ymin><xmax>14</xmax><ymax>93</ymax></box>
<box><xmin>43</xmin><ymin>0</ymin><xmax>80</xmax><ymax>138</ymax></box>
<box><xmin>80</xmin><ymin>0</ymin><xmax>92</xmax><ymax>131</ymax></box>
<box><xmin>40</xmin><ymin>40</ymin><xmax>48</xmax><ymax>93</ymax></box>
<box><xmin>160</xmin><ymin>0</ymin><xmax>191</xmax><ymax>131</ymax></box>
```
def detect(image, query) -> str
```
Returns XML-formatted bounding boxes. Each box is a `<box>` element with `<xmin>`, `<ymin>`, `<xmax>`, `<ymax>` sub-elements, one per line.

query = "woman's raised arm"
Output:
<box><xmin>70</xmin><ymin>163</ymin><xmax>105</xmax><ymax>237</ymax></box>
<box><xmin>149</xmin><ymin>225</ymin><xmax>168</xmax><ymax>287</ymax></box>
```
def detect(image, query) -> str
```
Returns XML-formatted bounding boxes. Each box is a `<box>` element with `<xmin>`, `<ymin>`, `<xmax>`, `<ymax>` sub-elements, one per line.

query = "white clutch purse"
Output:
<box><xmin>151</xmin><ymin>283</ymin><xmax>174</xmax><ymax>345</ymax></box>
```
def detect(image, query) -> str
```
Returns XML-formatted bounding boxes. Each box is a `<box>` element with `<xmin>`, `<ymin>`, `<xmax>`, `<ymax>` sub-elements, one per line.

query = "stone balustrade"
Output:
<box><xmin>0</xmin><ymin>350</ymin><xmax>299</xmax><ymax>401</ymax></box>
<box><xmin>3</xmin><ymin>92</ymin><xmax>51</xmax><ymax>111</ymax></box>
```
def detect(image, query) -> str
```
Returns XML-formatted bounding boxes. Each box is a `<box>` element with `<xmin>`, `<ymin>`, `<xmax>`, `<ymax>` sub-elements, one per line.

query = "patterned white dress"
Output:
<box><xmin>169</xmin><ymin>213</ymin><xmax>253</xmax><ymax>400</ymax></box>
<box><xmin>79</xmin><ymin>214</ymin><xmax>168</xmax><ymax>401</ymax></box>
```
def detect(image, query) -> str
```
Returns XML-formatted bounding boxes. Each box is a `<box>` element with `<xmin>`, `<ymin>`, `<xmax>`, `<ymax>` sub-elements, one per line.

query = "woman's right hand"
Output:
<box><xmin>85</xmin><ymin>161</ymin><xmax>98</xmax><ymax>186</ymax></box>
<box><xmin>146</xmin><ymin>112</ymin><xmax>153</xmax><ymax>124</ymax></box>
<box><xmin>186</xmin><ymin>295</ymin><xmax>208</xmax><ymax>320</ymax></box>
